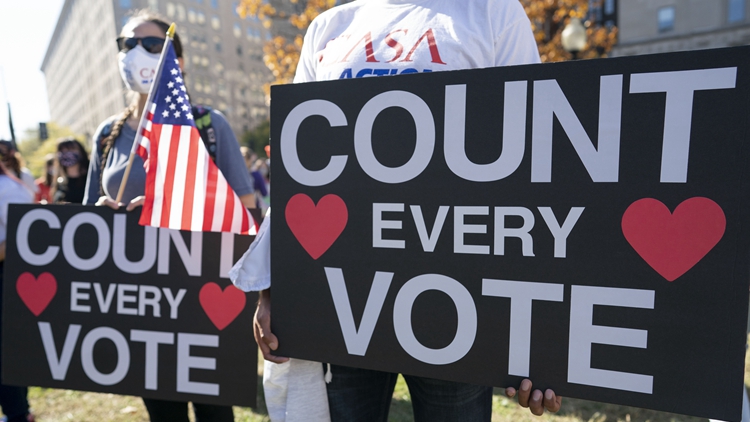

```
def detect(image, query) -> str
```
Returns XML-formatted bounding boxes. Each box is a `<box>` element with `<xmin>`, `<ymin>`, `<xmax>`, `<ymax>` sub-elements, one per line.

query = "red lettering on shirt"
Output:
<box><xmin>402</xmin><ymin>28</ymin><xmax>447</xmax><ymax>65</ymax></box>
<box><xmin>340</xmin><ymin>32</ymin><xmax>379</xmax><ymax>63</ymax></box>
<box><xmin>384</xmin><ymin>29</ymin><xmax>408</xmax><ymax>63</ymax></box>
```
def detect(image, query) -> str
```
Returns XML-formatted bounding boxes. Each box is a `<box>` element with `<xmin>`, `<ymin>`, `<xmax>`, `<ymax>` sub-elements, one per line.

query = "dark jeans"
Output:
<box><xmin>326</xmin><ymin>364</ymin><xmax>492</xmax><ymax>422</ymax></box>
<box><xmin>142</xmin><ymin>398</ymin><xmax>233</xmax><ymax>422</ymax></box>
<box><xmin>0</xmin><ymin>261</ymin><xmax>31</xmax><ymax>422</ymax></box>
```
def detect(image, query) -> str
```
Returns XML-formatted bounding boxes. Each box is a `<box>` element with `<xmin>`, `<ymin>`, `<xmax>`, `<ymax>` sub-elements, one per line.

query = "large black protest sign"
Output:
<box><xmin>2</xmin><ymin>205</ymin><xmax>258</xmax><ymax>407</ymax></box>
<box><xmin>270</xmin><ymin>46</ymin><xmax>750</xmax><ymax>420</ymax></box>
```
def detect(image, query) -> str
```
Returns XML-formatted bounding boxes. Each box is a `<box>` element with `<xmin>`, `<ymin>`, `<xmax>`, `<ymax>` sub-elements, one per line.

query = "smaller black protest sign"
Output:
<box><xmin>2</xmin><ymin>205</ymin><xmax>258</xmax><ymax>407</ymax></box>
<box><xmin>270</xmin><ymin>46</ymin><xmax>750</xmax><ymax>420</ymax></box>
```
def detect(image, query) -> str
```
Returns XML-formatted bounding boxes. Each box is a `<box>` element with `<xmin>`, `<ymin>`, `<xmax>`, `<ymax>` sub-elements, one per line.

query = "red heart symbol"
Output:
<box><xmin>16</xmin><ymin>272</ymin><xmax>57</xmax><ymax>317</ymax></box>
<box><xmin>199</xmin><ymin>283</ymin><xmax>247</xmax><ymax>330</ymax></box>
<box><xmin>622</xmin><ymin>197</ymin><xmax>726</xmax><ymax>281</ymax></box>
<box><xmin>285</xmin><ymin>194</ymin><xmax>348</xmax><ymax>260</ymax></box>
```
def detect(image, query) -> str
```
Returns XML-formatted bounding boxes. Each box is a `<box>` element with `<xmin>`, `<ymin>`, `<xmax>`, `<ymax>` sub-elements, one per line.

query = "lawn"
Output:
<box><xmin>16</xmin><ymin>342</ymin><xmax>749</xmax><ymax>421</ymax></box>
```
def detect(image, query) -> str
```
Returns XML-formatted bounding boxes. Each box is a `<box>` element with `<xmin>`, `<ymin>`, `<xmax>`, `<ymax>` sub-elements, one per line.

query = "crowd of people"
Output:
<box><xmin>0</xmin><ymin>0</ymin><xmax>567</xmax><ymax>421</ymax></box>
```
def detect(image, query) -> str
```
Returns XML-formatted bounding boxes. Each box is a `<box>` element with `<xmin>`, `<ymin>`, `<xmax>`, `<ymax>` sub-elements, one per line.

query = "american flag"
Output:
<box><xmin>136</xmin><ymin>41</ymin><xmax>257</xmax><ymax>235</ymax></box>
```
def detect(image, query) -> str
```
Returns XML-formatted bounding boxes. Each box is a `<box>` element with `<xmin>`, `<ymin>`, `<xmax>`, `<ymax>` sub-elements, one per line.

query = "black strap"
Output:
<box><xmin>193</xmin><ymin>105</ymin><xmax>217</xmax><ymax>160</ymax></box>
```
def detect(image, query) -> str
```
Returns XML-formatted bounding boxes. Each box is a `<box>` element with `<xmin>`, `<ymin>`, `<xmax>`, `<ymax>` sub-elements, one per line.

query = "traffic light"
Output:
<box><xmin>39</xmin><ymin>122</ymin><xmax>48</xmax><ymax>141</ymax></box>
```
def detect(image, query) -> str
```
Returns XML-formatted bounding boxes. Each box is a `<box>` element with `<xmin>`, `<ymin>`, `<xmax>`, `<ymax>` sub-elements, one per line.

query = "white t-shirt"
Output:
<box><xmin>0</xmin><ymin>175</ymin><xmax>32</xmax><ymax>245</ymax></box>
<box><xmin>294</xmin><ymin>0</ymin><xmax>541</xmax><ymax>83</ymax></box>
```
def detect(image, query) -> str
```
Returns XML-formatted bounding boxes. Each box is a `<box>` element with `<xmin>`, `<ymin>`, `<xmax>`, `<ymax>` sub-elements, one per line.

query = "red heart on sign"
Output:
<box><xmin>621</xmin><ymin>197</ymin><xmax>726</xmax><ymax>281</ymax></box>
<box><xmin>199</xmin><ymin>283</ymin><xmax>247</xmax><ymax>330</ymax></box>
<box><xmin>16</xmin><ymin>272</ymin><xmax>57</xmax><ymax>316</ymax></box>
<box><xmin>285</xmin><ymin>194</ymin><xmax>348</xmax><ymax>260</ymax></box>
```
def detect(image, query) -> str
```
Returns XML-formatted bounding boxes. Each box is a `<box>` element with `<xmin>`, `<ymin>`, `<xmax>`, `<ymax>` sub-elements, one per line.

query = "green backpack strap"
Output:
<box><xmin>193</xmin><ymin>105</ymin><xmax>217</xmax><ymax>160</ymax></box>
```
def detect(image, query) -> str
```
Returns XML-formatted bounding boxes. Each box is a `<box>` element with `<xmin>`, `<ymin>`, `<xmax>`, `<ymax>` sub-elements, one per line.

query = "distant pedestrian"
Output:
<box><xmin>34</xmin><ymin>154</ymin><xmax>54</xmax><ymax>203</ymax></box>
<box><xmin>51</xmin><ymin>138</ymin><xmax>89</xmax><ymax>204</ymax></box>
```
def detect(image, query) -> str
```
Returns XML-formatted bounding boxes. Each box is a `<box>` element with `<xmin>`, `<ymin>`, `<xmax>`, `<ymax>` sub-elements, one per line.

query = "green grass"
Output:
<box><xmin>16</xmin><ymin>343</ymin><xmax>749</xmax><ymax>421</ymax></box>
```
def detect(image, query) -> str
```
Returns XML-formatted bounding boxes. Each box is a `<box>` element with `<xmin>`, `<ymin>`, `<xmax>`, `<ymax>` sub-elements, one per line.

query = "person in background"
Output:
<box><xmin>241</xmin><ymin>146</ymin><xmax>269</xmax><ymax>212</ymax></box>
<box><xmin>0</xmin><ymin>159</ymin><xmax>34</xmax><ymax>422</ymax></box>
<box><xmin>0</xmin><ymin>140</ymin><xmax>37</xmax><ymax>199</ymax></box>
<box><xmin>84</xmin><ymin>9</ymin><xmax>253</xmax><ymax>422</ymax></box>
<box><xmin>52</xmin><ymin>138</ymin><xmax>89</xmax><ymax>204</ymax></box>
<box><xmin>34</xmin><ymin>154</ymin><xmax>54</xmax><ymax>204</ymax></box>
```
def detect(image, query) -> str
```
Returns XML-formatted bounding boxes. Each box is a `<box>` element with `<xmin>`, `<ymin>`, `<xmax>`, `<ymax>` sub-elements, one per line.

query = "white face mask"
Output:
<box><xmin>118</xmin><ymin>44</ymin><xmax>159</xmax><ymax>94</ymax></box>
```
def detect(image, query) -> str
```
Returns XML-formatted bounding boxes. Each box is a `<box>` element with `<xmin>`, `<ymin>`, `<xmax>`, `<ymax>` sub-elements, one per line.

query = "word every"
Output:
<box><xmin>374</xmin><ymin>203</ymin><xmax>583</xmax><ymax>257</ymax></box>
<box><xmin>70</xmin><ymin>282</ymin><xmax>186</xmax><ymax>319</ymax></box>
<box><xmin>39</xmin><ymin>322</ymin><xmax>220</xmax><ymax>395</ymax></box>
<box><xmin>281</xmin><ymin>67</ymin><xmax>736</xmax><ymax>186</ymax></box>
<box><xmin>327</xmin><ymin>268</ymin><xmax>655</xmax><ymax>394</ymax></box>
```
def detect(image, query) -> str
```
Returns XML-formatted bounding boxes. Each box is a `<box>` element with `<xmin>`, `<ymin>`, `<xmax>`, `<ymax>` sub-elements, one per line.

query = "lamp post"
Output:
<box><xmin>561</xmin><ymin>17</ymin><xmax>587</xmax><ymax>60</ymax></box>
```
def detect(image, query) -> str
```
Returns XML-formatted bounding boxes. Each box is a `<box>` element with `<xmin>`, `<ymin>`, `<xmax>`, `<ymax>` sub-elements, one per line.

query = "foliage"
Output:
<box><xmin>237</xmin><ymin>0</ymin><xmax>337</xmax><ymax>88</ymax></box>
<box><xmin>521</xmin><ymin>0</ymin><xmax>618</xmax><ymax>62</ymax></box>
<box><xmin>17</xmin><ymin>122</ymin><xmax>83</xmax><ymax>178</ymax></box>
<box><xmin>241</xmin><ymin>119</ymin><xmax>271</xmax><ymax>157</ymax></box>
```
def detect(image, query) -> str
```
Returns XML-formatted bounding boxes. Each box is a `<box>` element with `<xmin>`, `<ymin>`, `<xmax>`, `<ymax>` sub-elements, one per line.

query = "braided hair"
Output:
<box><xmin>98</xmin><ymin>105</ymin><xmax>135</xmax><ymax>197</ymax></box>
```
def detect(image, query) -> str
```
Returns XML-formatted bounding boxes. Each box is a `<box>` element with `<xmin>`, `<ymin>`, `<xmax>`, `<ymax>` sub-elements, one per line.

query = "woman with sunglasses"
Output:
<box><xmin>83</xmin><ymin>9</ymin><xmax>254</xmax><ymax>422</ymax></box>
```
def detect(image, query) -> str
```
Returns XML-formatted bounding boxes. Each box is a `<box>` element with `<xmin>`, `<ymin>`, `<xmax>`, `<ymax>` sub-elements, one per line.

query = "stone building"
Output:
<box><xmin>612</xmin><ymin>0</ymin><xmax>750</xmax><ymax>57</ymax></box>
<box><xmin>41</xmin><ymin>0</ymin><xmax>271</xmax><ymax>140</ymax></box>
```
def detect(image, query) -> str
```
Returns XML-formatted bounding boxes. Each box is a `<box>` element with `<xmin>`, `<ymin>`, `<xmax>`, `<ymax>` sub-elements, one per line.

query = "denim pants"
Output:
<box><xmin>326</xmin><ymin>364</ymin><xmax>492</xmax><ymax>422</ymax></box>
<box><xmin>0</xmin><ymin>261</ymin><xmax>30</xmax><ymax>422</ymax></box>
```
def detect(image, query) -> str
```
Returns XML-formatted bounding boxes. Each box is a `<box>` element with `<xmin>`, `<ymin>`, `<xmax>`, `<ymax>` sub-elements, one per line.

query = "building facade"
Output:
<box><xmin>612</xmin><ymin>0</ymin><xmax>750</xmax><ymax>57</ymax></box>
<box><xmin>42</xmin><ymin>0</ymin><xmax>271</xmax><ymax>140</ymax></box>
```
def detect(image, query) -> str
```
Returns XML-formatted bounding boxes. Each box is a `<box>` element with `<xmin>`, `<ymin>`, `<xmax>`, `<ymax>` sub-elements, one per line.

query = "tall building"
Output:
<box><xmin>612</xmin><ymin>0</ymin><xmax>750</xmax><ymax>57</ymax></box>
<box><xmin>41</xmin><ymin>0</ymin><xmax>272</xmax><ymax>141</ymax></box>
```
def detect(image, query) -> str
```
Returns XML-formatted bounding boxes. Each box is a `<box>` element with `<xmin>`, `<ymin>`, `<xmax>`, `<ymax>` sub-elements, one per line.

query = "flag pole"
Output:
<box><xmin>115</xmin><ymin>23</ymin><xmax>176</xmax><ymax>204</ymax></box>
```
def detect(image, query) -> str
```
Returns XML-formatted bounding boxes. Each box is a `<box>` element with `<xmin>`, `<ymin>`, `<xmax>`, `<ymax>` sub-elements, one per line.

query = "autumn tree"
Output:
<box><xmin>521</xmin><ymin>0</ymin><xmax>618</xmax><ymax>62</ymax></box>
<box><xmin>237</xmin><ymin>0</ymin><xmax>337</xmax><ymax>88</ymax></box>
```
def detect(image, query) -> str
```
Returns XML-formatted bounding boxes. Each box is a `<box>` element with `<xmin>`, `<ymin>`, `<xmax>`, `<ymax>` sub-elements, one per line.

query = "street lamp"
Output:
<box><xmin>562</xmin><ymin>17</ymin><xmax>587</xmax><ymax>60</ymax></box>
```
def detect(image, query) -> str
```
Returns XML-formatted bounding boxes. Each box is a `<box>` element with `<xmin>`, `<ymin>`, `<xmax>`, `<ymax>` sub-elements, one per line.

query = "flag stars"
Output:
<box><xmin>165</xmin><ymin>96</ymin><xmax>172</xmax><ymax>103</ymax></box>
<box><xmin>169</xmin><ymin>103</ymin><xmax>176</xmax><ymax>110</ymax></box>
<box><xmin>181</xmin><ymin>104</ymin><xmax>189</xmax><ymax>111</ymax></box>
<box><xmin>187</xmin><ymin>113</ymin><xmax>194</xmax><ymax>120</ymax></box>
<box><xmin>162</xmin><ymin>110</ymin><xmax>169</xmax><ymax>118</ymax></box>
<box><xmin>170</xmin><ymin>68</ymin><xmax>178</xmax><ymax>75</ymax></box>
<box><xmin>167</xmin><ymin>81</ymin><xmax>174</xmax><ymax>88</ymax></box>
<box><xmin>174</xmin><ymin>59</ymin><xmax>179</xmax><ymax>64</ymax></box>
<box><xmin>177</xmin><ymin>96</ymin><xmax>184</xmax><ymax>103</ymax></box>
<box><xmin>180</xmin><ymin>86</ymin><xmax>186</xmax><ymax>92</ymax></box>
<box><xmin>176</xmin><ymin>76</ymin><xmax>183</xmax><ymax>83</ymax></box>
<box><xmin>172</xmin><ymin>89</ymin><xmax>179</xmax><ymax>96</ymax></box>
<box><xmin>174</xmin><ymin>111</ymin><xmax>181</xmax><ymax>118</ymax></box>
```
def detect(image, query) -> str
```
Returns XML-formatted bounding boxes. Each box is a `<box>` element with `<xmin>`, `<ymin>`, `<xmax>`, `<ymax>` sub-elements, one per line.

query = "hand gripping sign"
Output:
<box><xmin>269</xmin><ymin>46</ymin><xmax>750</xmax><ymax>421</ymax></box>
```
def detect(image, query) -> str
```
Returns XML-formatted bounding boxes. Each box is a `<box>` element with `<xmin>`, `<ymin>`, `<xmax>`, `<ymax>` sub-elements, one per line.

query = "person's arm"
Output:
<box><xmin>210</xmin><ymin>110</ymin><xmax>255</xmax><ymax>206</ymax></box>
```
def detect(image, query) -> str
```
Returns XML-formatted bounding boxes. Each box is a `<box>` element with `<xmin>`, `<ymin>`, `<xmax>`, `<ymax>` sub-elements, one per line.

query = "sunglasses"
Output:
<box><xmin>116</xmin><ymin>36</ymin><xmax>165</xmax><ymax>54</ymax></box>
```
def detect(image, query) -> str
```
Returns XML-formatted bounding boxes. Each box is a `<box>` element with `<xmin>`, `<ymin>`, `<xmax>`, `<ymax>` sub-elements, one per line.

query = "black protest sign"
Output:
<box><xmin>269</xmin><ymin>46</ymin><xmax>750</xmax><ymax>420</ymax></box>
<box><xmin>2</xmin><ymin>205</ymin><xmax>258</xmax><ymax>407</ymax></box>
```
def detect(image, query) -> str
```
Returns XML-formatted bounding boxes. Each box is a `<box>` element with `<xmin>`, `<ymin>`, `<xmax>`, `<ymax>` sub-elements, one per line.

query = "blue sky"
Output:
<box><xmin>0</xmin><ymin>0</ymin><xmax>65</xmax><ymax>140</ymax></box>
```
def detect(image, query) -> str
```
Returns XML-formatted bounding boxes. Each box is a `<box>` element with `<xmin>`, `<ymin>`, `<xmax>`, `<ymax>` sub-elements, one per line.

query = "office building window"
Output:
<box><xmin>211</xmin><ymin>0</ymin><xmax>219</xmax><ymax>8</ymax></box>
<box><xmin>148</xmin><ymin>0</ymin><xmax>159</xmax><ymax>11</ymax></box>
<box><xmin>166</xmin><ymin>2</ymin><xmax>175</xmax><ymax>17</ymax></box>
<box><xmin>234</xmin><ymin>23</ymin><xmax>242</xmax><ymax>37</ymax></box>
<box><xmin>658</xmin><ymin>6</ymin><xmax>675</xmax><ymax>32</ymax></box>
<box><xmin>188</xmin><ymin>8</ymin><xmax>197</xmax><ymax>23</ymax></box>
<box><xmin>197</xmin><ymin>11</ymin><xmax>206</xmax><ymax>24</ymax></box>
<box><xmin>212</xmin><ymin>16</ymin><xmax>221</xmax><ymax>30</ymax></box>
<box><xmin>120</xmin><ymin>0</ymin><xmax>132</xmax><ymax>8</ymax></box>
<box><xmin>605</xmin><ymin>0</ymin><xmax>615</xmax><ymax>14</ymax></box>
<box><xmin>729</xmin><ymin>0</ymin><xmax>746</xmax><ymax>22</ymax></box>
<box><xmin>177</xmin><ymin>4</ymin><xmax>186</xmax><ymax>21</ymax></box>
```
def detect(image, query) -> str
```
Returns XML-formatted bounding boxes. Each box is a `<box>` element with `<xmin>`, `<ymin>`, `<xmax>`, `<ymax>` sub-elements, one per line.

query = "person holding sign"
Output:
<box><xmin>0</xmin><ymin>159</ymin><xmax>34</xmax><ymax>422</ymax></box>
<box><xmin>83</xmin><ymin>10</ymin><xmax>254</xmax><ymax>422</ymax></box>
<box><xmin>237</xmin><ymin>0</ymin><xmax>563</xmax><ymax>420</ymax></box>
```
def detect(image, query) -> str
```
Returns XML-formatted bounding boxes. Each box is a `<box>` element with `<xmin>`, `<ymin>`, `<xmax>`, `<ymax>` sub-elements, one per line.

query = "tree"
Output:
<box><xmin>237</xmin><ymin>0</ymin><xmax>337</xmax><ymax>88</ymax></box>
<box><xmin>521</xmin><ymin>0</ymin><xmax>618</xmax><ymax>62</ymax></box>
<box><xmin>241</xmin><ymin>119</ymin><xmax>271</xmax><ymax>157</ymax></box>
